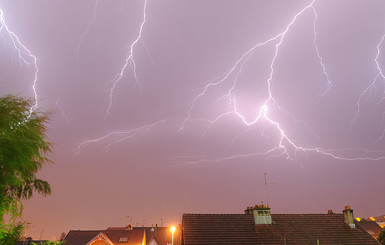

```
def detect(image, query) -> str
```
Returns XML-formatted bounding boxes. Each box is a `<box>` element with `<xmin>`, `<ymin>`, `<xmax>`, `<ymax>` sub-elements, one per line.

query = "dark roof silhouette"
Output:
<box><xmin>183</xmin><ymin>214</ymin><xmax>260</xmax><ymax>244</ymax></box>
<box><xmin>64</xmin><ymin>226</ymin><xmax>181</xmax><ymax>245</ymax></box>
<box><xmin>357</xmin><ymin>219</ymin><xmax>383</xmax><ymax>239</ymax></box>
<box><xmin>63</xmin><ymin>230</ymin><xmax>104</xmax><ymax>244</ymax></box>
<box><xmin>182</xmin><ymin>213</ymin><xmax>381</xmax><ymax>245</ymax></box>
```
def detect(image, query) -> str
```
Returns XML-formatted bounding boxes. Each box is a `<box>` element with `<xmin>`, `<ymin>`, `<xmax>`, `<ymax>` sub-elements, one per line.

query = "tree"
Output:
<box><xmin>0</xmin><ymin>95</ymin><xmax>52</xmax><ymax>242</ymax></box>
<box><xmin>0</xmin><ymin>223</ymin><xmax>23</xmax><ymax>244</ymax></box>
<box><xmin>32</xmin><ymin>241</ymin><xmax>64</xmax><ymax>245</ymax></box>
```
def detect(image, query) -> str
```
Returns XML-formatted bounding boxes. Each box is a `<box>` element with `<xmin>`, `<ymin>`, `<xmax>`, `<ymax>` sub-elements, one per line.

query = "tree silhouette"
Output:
<box><xmin>0</xmin><ymin>95</ymin><xmax>52</xmax><ymax>244</ymax></box>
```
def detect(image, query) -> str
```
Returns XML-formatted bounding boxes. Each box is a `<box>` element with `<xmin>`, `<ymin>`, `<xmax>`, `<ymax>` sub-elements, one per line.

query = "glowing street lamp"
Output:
<box><xmin>170</xmin><ymin>226</ymin><xmax>176</xmax><ymax>245</ymax></box>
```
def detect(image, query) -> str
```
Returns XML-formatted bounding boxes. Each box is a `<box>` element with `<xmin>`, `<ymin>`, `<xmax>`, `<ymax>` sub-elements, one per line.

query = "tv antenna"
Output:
<box><xmin>264</xmin><ymin>172</ymin><xmax>275</xmax><ymax>207</ymax></box>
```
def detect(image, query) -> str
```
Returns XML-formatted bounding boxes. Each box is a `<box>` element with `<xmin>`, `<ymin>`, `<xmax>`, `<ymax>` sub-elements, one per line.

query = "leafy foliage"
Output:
<box><xmin>0</xmin><ymin>95</ymin><xmax>52</xmax><ymax>241</ymax></box>
<box><xmin>0</xmin><ymin>223</ymin><xmax>24</xmax><ymax>245</ymax></box>
<box><xmin>32</xmin><ymin>241</ymin><xmax>64</xmax><ymax>245</ymax></box>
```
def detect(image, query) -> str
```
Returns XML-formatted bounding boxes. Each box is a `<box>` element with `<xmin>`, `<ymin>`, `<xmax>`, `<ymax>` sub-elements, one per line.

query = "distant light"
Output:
<box><xmin>170</xmin><ymin>226</ymin><xmax>176</xmax><ymax>233</ymax></box>
<box><xmin>355</xmin><ymin>217</ymin><xmax>361</xmax><ymax>221</ymax></box>
<box><xmin>369</xmin><ymin>217</ymin><xmax>376</xmax><ymax>221</ymax></box>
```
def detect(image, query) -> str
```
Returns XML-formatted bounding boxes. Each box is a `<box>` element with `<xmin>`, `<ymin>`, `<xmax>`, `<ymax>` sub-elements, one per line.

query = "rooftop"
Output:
<box><xmin>182</xmin><ymin>209</ymin><xmax>381</xmax><ymax>245</ymax></box>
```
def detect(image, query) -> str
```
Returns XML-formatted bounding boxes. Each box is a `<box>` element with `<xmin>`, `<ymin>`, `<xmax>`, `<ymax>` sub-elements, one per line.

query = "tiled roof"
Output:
<box><xmin>357</xmin><ymin>219</ymin><xmax>383</xmax><ymax>239</ymax></box>
<box><xmin>267</xmin><ymin>214</ymin><xmax>380</xmax><ymax>244</ymax></box>
<box><xmin>182</xmin><ymin>213</ymin><xmax>381</xmax><ymax>245</ymax></box>
<box><xmin>63</xmin><ymin>229</ymin><xmax>144</xmax><ymax>245</ymax></box>
<box><xmin>373</xmin><ymin>215</ymin><xmax>385</xmax><ymax>222</ymax></box>
<box><xmin>63</xmin><ymin>230</ymin><xmax>103</xmax><ymax>245</ymax></box>
<box><xmin>64</xmin><ymin>226</ymin><xmax>181</xmax><ymax>245</ymax></box>
<box><xmin>182</xmin><ymin>214</ymin><xmax>260</xmax><ymax>244</ymax></box>
<box><xmin>104</xmin><ymin>229</ymin><xmax>144</xmax><ymax>244</ymax></box>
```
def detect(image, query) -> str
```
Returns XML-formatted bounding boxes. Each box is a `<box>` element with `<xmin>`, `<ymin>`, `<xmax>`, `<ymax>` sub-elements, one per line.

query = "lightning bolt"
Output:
<box><xmin>351</xmin><ymin>32</ymin><xmax>385</xmax><ymax>133</ymax></box>
<box><xmin>105</xmin><ymin>0</ymin><xmax>148</xmax><ymax>117</ymax></box>
<box><xmin>76</xmin><ymin>0</ymin><xmax>100</xmax><ymax>63</ymax></box>
<box><xmin>76</xmin><ymin>119</ymin><xmax>166</xmax><ymax>154</ymax></box>
<box><xmin>177</xmin><ymin>0</ymin><xmax>385</xmax><ymax>164</ymax></box>
<box><xmin>56</xmin><ymin>98</ymin><xmax>69</xmax><ymax>122</ymax></box>
<box><xmin>0</xmin><ymin>9</ymin><xmax>39</xmax><ymax>112</ymax></box>
<box><xmin>312</xmin><ymin>5</ymin><xmax>333</xmax><ymax>99</ymax></box>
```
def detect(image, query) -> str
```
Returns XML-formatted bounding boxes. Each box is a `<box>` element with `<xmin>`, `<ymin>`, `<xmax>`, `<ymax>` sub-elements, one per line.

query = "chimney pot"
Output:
<box><xmin>328</xmin><ymin>209</ymin><xmax>333</xmax><ymax>214</ymax></box>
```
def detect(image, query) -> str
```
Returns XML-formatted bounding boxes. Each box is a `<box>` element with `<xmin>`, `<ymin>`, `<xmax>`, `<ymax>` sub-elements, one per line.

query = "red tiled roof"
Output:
<box><xmin>104</xmin><ymin>229</ymin><xmax>144</xmax><ymax>244</ymax></box>
<box><xmin>182</xmin><ymin>214</ymin><xmax>260</xmax><ymax>244</ymax></box>
<box><xmin>373</xmin><ymin>215</ymin><xmax>385</xmax><ymax>222</ymax></box>
<box><xmin>63</xmin><ymin>229</ymin><xmax>144</xmax><ymax>245</ymax></box>
<box><xmin>182</xmin><ymin>213</ymin><xmax>381</xmax><ymax>245</ymax></box>
<box><xmin>357</xmin><ymin>219</ymin><xmax>383</xmax><ymax>239</ymax></box>
<box><xmin>105</xmin><ymin>226</ymin><xmax>182</xmax><ymax>245</ymax></box>
<box><xmin>63</xmin><ymin>230</ymin><xmax>103</xmax><ymax>245</ymax></box>
<box><xmin>64</xmin><ymin>226</ymin><xmax>182</xmax><ymax>245</ymax></box>
<box><xmin>267</xmin><ymin>214</ymin><xmax>380</xmax><ymax>244</ymax></box>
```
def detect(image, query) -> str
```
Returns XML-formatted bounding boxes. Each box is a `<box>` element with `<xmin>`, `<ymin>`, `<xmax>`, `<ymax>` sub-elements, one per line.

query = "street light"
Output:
<box><xmin>170</xmin><ymin>226</ymin><xmax>176</xmax><ymax>245</ymax></box>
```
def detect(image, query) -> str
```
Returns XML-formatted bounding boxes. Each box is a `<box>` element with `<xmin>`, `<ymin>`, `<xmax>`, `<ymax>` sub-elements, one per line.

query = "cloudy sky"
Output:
<box><xmin>1</xmin><ymin>0</ymin><xmax>385</xmax><ymax>240</ymax></box>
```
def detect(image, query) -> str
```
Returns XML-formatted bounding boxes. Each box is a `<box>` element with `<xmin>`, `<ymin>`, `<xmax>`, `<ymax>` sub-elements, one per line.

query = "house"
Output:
<box><xmin>182</xmin><ymin>205</ymin><xmax>381</xmax><ymax>244</ymax></box>
<box><xmin>357</xmin><ymin>219</ymin><xmax>383</xmax><ymax>240</ymax></box>
<box><xmin>63</xmin><ymin>225</ymin><xmax>181</xmax><ymax>245</ymax></box>
<box><xmin>371</xmin><ymin>215</ymin><xmax>385</xmax><ymax>228</ymax></box>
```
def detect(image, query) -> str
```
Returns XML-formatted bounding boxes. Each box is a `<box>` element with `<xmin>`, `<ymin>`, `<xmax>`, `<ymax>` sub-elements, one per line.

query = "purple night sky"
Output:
<box><xmin>1</xmin><ymin>0</ymin><xmax>385</xmax><ymax>240</ymax></box>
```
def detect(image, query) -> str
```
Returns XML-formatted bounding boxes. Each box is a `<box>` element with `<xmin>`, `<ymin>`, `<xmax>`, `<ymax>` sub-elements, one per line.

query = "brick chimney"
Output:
<box><xmin>343</xmin><ymin>205</ymin><xmax>356</xmax><ymax>228</ymax></box>
<box><xmin>245</xmin><ymin>205</ymin><xmax>272</xmax><ymax>225</ymax></box>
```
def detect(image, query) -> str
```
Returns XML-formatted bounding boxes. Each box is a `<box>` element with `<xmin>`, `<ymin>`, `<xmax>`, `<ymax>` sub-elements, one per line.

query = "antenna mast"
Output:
<box><xmin>264</xmin><ymin>172</ymin><xmax>275</xmax><ymax>207</ymax></box>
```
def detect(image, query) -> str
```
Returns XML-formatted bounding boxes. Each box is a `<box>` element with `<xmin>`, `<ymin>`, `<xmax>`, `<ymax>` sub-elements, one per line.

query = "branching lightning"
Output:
<box><xmin>16</xmin><ymin>0</ymin><xmax>381</xmax><ymax>163</ymax></box>
<box><xmin>77</xmin><ymin>0</ymin><xmax>100</xmax><ymax>63</ymax></box>
<box><xmin>76</xmin><ymin>119</ymin><xmax>166</xmax><ymax>154</ymax></box>
<box><xmin>0</xmin><ymin>9</ymin><xmax>39</xmax><ymax>112</ymax></box>
<box><xmin>176</xmin><ymin>0</ymin><xmax>385</xmax><ymax>164</ymax></box>
<box><xmin>105</xmin><ymin>0</ymin><xmax>148</xmax><ymax>117</ymax></box>
<box><xmin>56</xmin><ymin>98</ymin><xmax>69</xmax><ymax>122</ymax></box>
<box><xmin>351</xmin><ymin>32</ymin><xmax>385</xmax><ymax>136</ymax></box>
<box><xmin>311</xmin><ymin>5</ymin><xmax>333</xmax><ymax>99</ymax></box>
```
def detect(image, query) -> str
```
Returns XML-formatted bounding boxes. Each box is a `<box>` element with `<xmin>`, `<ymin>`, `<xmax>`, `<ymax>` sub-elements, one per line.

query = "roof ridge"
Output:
<box><xmin>272</xmin><ymin>213</ymin><xmax>343</xmax><ymax>215</ymax></box>
<box><xmin>183</xmin><ymin>213</ymin><xmax>246</xmax><ymax>215</ymax></box>
<box><xmin>68</xmin><ymin>230</ymin><xmax>105</xmax><ymax>232</ymax></box>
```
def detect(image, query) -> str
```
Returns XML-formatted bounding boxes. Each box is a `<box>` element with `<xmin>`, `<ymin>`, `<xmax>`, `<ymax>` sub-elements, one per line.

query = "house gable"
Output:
<box><xmin>87</xmin><ymin>232</ymin><xmax>114</xmax><ymax>245</ymax></box>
